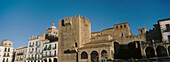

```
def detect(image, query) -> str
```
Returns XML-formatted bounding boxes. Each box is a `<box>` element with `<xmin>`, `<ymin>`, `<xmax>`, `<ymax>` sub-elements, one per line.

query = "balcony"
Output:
<box><xmin>29</xmin><ymin>45</ymin><xmax>34</xmax><ymax>47</ymax></box>
<box><xmin>43</xmin><ymin>54</ymin><xmax>57</xmax><ymax>58</ymax></box>
<box><xmin>3</xmin><ymin>55</ymin><xmax>10</xmax><ymax>57</ymax></box>
<box><xmin>17</xmin><ymin>53</ymin><xmax>24</xmax><ymax>55</ymax></box>
<box><xmin>53</xmin><ymin>47</ymin><xmax>57</xmax><ymax>49</ymax></box>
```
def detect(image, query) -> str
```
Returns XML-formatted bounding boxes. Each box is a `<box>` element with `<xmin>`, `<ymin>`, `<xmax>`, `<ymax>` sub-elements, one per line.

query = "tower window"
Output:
<box><xmin>120</xmin><ymin>25</ymin><xmax>122</xmax><ymax>28</ymax></box>
<box><xmin>62</xmin><ymin>19</ymin><xmax>64</xmax><ymax>26</ymax></box>
<box><xmin>121</xmin><ymin>33</ymin><xmax>123</xmax><ymax>38</ymax></box>
<box><xmin>124</xmin><ymin>25</ymin><xmax>126</xmax><ymax>28</ymax></box>
<box><xmin>116</xmin><ymin>26</ymin><xmax>118</xmax><ymax>29</ymax></box>
<box><xmin>75</xmin><ymin>43</ymin><xmax>77</xmax><ymax>47</ymax></box>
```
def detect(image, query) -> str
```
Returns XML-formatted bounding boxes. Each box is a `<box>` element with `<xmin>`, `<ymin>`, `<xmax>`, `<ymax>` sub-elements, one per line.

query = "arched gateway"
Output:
<box><xmin>91</xmin><ymin>51</ymin><xmax>99</xmax><ymax>62</ymax></box>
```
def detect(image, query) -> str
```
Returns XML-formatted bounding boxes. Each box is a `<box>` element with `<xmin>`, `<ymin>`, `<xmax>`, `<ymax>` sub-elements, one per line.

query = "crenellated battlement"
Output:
<box><xmin>59</xmin><ymin>15</ymin><xmax>90</xmax><ymax>26</ymax></box>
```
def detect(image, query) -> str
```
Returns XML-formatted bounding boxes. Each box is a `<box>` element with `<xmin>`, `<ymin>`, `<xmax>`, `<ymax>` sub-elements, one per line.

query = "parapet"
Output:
<box><xmin>29</xmin><ymin>36</ymin><xmax>38</xmax><ymax>41</ymax></box>
<box><xmin>59</xmin><ymin>15</ymin><xmax>90</xmax><ymax>26</ymax></box>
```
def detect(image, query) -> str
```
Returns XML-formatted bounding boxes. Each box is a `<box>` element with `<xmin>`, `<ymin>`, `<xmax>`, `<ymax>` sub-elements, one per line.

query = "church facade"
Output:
<box><xmin>57</xmin><ymin>15</ymin><xmax>170</xmax><ymax>62</ymax></box>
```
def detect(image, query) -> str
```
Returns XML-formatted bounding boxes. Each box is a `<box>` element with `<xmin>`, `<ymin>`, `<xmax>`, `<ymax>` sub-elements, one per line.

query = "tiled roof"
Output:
<box><xmin>80</xmin><ymin>44</ymin><xmax>110</xmax><ymax>49</ymax></box>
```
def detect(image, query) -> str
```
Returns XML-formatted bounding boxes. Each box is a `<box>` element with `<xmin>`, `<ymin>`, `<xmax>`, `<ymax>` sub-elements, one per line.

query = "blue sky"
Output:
<box><xmin>0</xmin><ymin>0</ymin><xmax>170</xmax><ymax>48</ymax></box>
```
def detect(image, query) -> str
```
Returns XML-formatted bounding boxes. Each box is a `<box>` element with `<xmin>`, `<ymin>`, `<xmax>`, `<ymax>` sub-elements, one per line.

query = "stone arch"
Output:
<box><xmin>145</xmin><ymin>47</ymin><xmax>156</xmax><ymax>58</ymax></box>
<box><xmin>128</xmin><ymin>41</ymin><xmax>142</xmax><ymax>59</ymax></box>
<box><xmin>156</xmin><ymin>46</ymin><xmax>168</xmax><ymax>57</ymax></box>
<box><xmin>49</xmin><ymin>58</ymin><xmax>52</xmax><ymax>62</ymax></box>
<box><xmin>101</xmin><ymin>50</ymin><xmax>107</xmax><ymax>59</ymax></box>
<box><xmin>81</xmin><ymin>51</ymin><xmax>88</xmax><ymax>59</ymax></box>
<box><xmin>114</xmin><ymin>42</ymin><xmax>119</xmax><ymax>54</ymax></box>
<box><xmin>54</xmin><ymin>58</ymin><xmax>57</xmax><ymax>62</ymax></box>
<box><xmin>168</xmin><ymin>46</ymin><xmax>170</xmax><ymax>55</ymax></box>
<box><xmin>91</xmin><ymin>51</ymin><xmax>99</xmax><ymax>62</ymax></box>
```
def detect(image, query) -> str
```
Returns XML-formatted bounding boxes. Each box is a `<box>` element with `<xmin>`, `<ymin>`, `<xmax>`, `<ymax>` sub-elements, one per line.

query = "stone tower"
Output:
<box><xmin>113</xmin><ymin>23</ymin><xmax>132</xmax><ymax>38</ymax></box>
<box><xmin>138</xmin><ymin>28</ymin><xmax>146</xmax><ymax>35</ymax></box>
<box><xmin>58</xmin><ymin>15</ymin><xmax>91</xmax><ymax>62</ymax></box>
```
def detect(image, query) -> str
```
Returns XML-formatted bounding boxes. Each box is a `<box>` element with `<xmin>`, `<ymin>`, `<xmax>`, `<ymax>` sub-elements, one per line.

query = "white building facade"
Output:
<box><xmin>43</xmin><ymin>42</ymin><xmax>58</xmax><ymax>62</ymax></box>
<box><xmin>0</xmin><ymin>39</ymin><xmax>13</xmax><ymax>62</ymax></box>
<box><xmin>25</xmin><ymin>23</ymin><xmax>58</xmax><ymax>62</ymax></box>
<box><xmin>158</xmin><ymin>18</ymin><xmax>170</xmax><ymax>43</ymax></box>
<box><xmin>14</xmin><ymin>47</ymin><xmax>27</xmax><ymax>62</ymax></box>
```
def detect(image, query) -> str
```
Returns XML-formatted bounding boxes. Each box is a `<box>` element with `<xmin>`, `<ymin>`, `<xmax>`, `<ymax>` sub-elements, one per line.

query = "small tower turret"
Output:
<box><xmin>46</xmin><ymin>23</ymin><xmax>58</xmax><ymax>37</ymax></box>
<box><xmin>138</xmin><ymin>27</ymin><xmax>146</xmax><ymax>34</ymax></box>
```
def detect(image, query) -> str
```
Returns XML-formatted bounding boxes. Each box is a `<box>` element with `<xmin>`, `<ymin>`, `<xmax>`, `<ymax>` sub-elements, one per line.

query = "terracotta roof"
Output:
<box><xmin>80</xmin><ymin>44</ymin><xmax>110</xmax><ymax>49</ymax></box>
<box><xmin>158</xmin><ymin>18</ymin><xmax>170</xmax><ymax>22</ymax></box>
<box><xmin>85</xmin><ymin>40</ymin><xmax>112</xmax><ymax>45</ymax></box>
<box><xmin>2</xmin><ymin>39</ymin><xmax>8</xmax><ymax>41</ymax></box>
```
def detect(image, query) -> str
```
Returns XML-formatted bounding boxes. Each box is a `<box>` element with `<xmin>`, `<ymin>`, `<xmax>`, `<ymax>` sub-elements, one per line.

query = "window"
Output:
<box><xmin>4</xmin><ymin>48</ymin><xmax>7</xmax><ymax>52</ymax></box>
<box><xmin>81</xmin><ymin>51</ymin><xmax>88</xmax><ymax>59</ymax></box>
<box><xmin>124</xmin><ymin>25</ymin><xmax>126</xmax><ymax>28</ymax></box>
<box><xmin>121</xmin><ymin>33</ymin><xmax>123</xmax><ymax>38</ymax></box>
<box><xmin>36</xmin><ymin>41</ymin><xmax>38</xmax><ymax>46</ymax></box>
<box><xmin>32</xmin><ymin>48</ymin><xmax>34</xmax><ymax>52</ymax></box>
<box><xmin>8</xmin><ymin>48</ymin><xmax>10</xmax><ymax>52</ymax></box>
<box><xmin>5</xmin><ymin>43</ymin><xmax>7</xmax><ymax>45</ymax></box>
<box><xmin>120</xmin><ymin>25</ymin><xmax>122</xmax><ymax>28</ymax></box>
<box><xmin>48</xmin><ymin>45</ymin><xmax>51</xmax><ymax>50</ymax></box>
<box><xmin>46</xmin><ymin>52</ymin><xmax>47</xmax><ymax>56</ymax></box>
<box><xmin>166</xmin><ymin>24</ymin><xmax>170</xmax><ymax>31</ymax></box>
<box><xmin>9</xmin><ymin>44</ymin><xmax>11</xmax><ymax>45</ymax></box>
<box><xmin>75</xmin><ymin>43</ymin><xmax>77</xmax><ymax>47</ymax></box>
<box><xmin>62</xmin><ymin>19</ymin><xmax>64</xmax><ymax>26</ymax></box>
<box><xmin>33</xmin><ymin>42</ymin><xmax>34</xmax><ymax>46</ymax></box>
<box><xmin>54</xmin><ymin>51</ymin><xmax>56</xmax><ymax>56</ymax></box>
<box><xmin>49</xmin><ymin>51</ymin><xmax>51</xmax><ymax>56</ymax></box>
<box><xmin>116</xmin><ymin>26</ymin><xmax>118</xmax><ymax>29</ymax></box>
<box><xmin>168</xmin><ymin>35</ymin><xmax>170</xmax><ymax>42</ymax></box>
<box><xmin>4</xmin><ymin>53</ymin><xmax>6</xmax><ymax>57</ymax></box>
<box><xmin>29</xmin><ymin>42</ymin><xmax>31</xmax><ymax>47</ymax></box>
<box><xmin>141</xmin><ymin>30</ymin><xmax>143</xmax><ymax>33</ymax></box>
<box><xmin>7</xmin><ymin>53</ymin><xmax>9</xmax><ymax>57</ymax></box>
<box><xmin>55</xmin><ymin>44</ymin><xmax>56</xmax><ymax>48</ymax></box>
<box><xmin>44</xmin><ymin>45</ymin><xmax>47</xmax><ymax>50</ymax></box>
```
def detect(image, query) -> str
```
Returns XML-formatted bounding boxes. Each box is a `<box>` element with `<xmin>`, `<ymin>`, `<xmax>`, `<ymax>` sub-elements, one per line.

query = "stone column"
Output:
<box><xmin>88</xmin><ymin>54</ymin><xmax>91</xmax><ymax>62</ymax></box>
<box><xmin>166</xmin><ymin>47</ymin><xmax>169</xmax><ymax>56</ymax></box>
<box><xmin>154</xmin><ymin>47</ymin><xmax>157</xmax><ymax>57</ymax></box>
<box><xmin>99</xmin><ymin>53</ymin><xmax>101</xmax><ymax>62</ymax></box>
